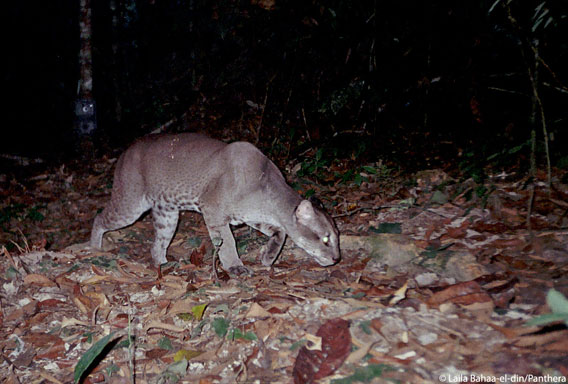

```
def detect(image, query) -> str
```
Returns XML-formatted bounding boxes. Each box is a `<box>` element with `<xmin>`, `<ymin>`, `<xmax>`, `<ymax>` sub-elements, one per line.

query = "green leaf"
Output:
<box><xmin>431</xmin><ymin>190</ymin><xmax>449</xmax><ymax>205</ymax></box>
<box><xmin>191</xmin><ymin>303</ymin><xmax>208</xmax><ymax>321</ymax></box>
<box><xmin>104</xmin><ymin>364</ymin><xmax>120</xmax><ymax>378</ymax></box>
<box><xmin>290</xmin><ymin>339</ymin><xmax>307</xmax><ymax>351</ymax></box>
<box><xmin>547</xmin><ymin>289</ymin><xmax>568</xmax><ymax>314</ymax></box>
<box><xmin>243</xmin><ymin>331</ymin><xmax>257</xmax><ymax>341</ymax></box>
<box><xmin>212</xmin><ymin>317</ymin><xmax>230</xmax><ymax>337</ymax></box>
<box><xmin>157</xmin><ymin>336</ymin><xmax>173</xmax><ymax>351</ymax></box>
<box><xmin>168</xmin><ymin>358</ymin><xmax>188</xmax><ymax>374</ymax></box>
<box><xmin>227</xmin><ymin>328</ymin><xmax>257</xmax><ymax>341</ymax></box>
<box><xmin>370</xmin><ymin>223</ymin><xmax>402</xmax><ymax>234</ymax></box>
<box><xmin>74</xmin><ymin>332</ymin><xmax>120</xmax><ymax>383</ymax></box>
<box><xmin>173</xmin><ymin>349</ymin><xmax>203</xmax><ymax>362</ymax></box>
<box><xmin>159</xmin><ymin>358</ymin><xmax>188</xmax><ymax>382</ymax></box>
<box><xmin>361</xmin><ymin>166</ymin><xmax>378</xmax><ymax>174</ymax></box>
<box><xmin>177</xmin><ymin>313</ymin><xmax>193</xmax><ymax>321</ymax></box>
<box><xmin>353</xmin><ymin>173</ymin><xmax>363</xmax><ymax>186</ymax></box>
<box><xmin>116</xmin><ymin>336</ymin><xmax>134</xmax><ymax>349</ymax></box>
<box><xmin>186</xmin><ymin>236</ymin><xmax>202</xmax><ymax>248</ymax></box>
<box><xmin>359</xmin><ymin>320</ymin><xmax>372</xmax><ymax>335</ymax></box>
<box><xmin>526</xmin><ymin>313</ymin><xmax>568</xmax><ymax>327</ymax></box>
<box><xmin>525</xmin><ymin>289</ymin><xmax>568</xmax><ymax>327</ymax></box>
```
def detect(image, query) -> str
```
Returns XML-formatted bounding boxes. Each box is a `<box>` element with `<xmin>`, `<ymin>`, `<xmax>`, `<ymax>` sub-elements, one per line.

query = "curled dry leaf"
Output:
<box><xmin>304</xmin><ymin>333</ymin><xmax>322</xmax><ymax>351</ymax></box>
<box><xmin>389</xmin><ymin>281</ymin><xmax>408</xmax><ymax>306</ymax></box>
<box><xmin>292</xmin><ymin>318</ymin><xmax>351</xmax><ymax>383</ymax></box>
<box><xmin>144</xmin><ymin>320</ymin><xmax>185</xmax><ymax>333</ymax></box>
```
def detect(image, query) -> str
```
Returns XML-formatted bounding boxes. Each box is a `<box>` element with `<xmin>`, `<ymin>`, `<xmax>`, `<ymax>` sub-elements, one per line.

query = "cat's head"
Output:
<box><xmin>289</xmin><ymin>197</ymin><xmax>340</xmax><ymax>266</ymax></box>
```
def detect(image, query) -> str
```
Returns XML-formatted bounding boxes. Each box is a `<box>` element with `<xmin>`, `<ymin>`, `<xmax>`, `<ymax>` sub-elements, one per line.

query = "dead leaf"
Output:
<box><xmin>245</xmin><ymin>302</ymin><xmax>271</xmax><ymax>318</ymax></box>
<box><xmin>427</xmin><ymin>281</ymin><xmax>488</xmax><ymax>306</ymax></box>
<box><xmin>23</xmin><ymin>274</ymin><xmax>57</xmax><ymax>287</ymax></box>
<box><xmin>304</xmin><ymin>333</ymin><xmax>322</xmax><ymax>351</ymax></box>
<box><xmin>292</xmin><ymin>318</ymin><xmax>351</xmax><ymax>383</ymax></box>
<box><xmin>389</xmin><ymin>281</ymin><xmax>408</xmax><ymax>306</ymax></box>
<box><xmin>144</xmin><ymin>320</ymin><xmax>185</xmax><ymax>333</ymax></box>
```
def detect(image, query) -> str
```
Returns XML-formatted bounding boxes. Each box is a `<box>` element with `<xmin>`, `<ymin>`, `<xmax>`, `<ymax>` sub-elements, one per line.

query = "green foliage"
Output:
<box><xmin>105</xmin><ymin>364</ymin><xmax>120</xmax><ymax>378</ymax></box>
<box><xmin>0</xmin><ymin>204</ymin><xmax>25</xmax><ymax>225</ymax></box>
<box><xmin>212</xmin><ymin>317</ymin><xmax>230</xmax><ymax>337</ymax></box>
<box><xmin>0</xmin><ymin>204</ymin><xmax>46</xmax><ymax>228</ymax></box>
<box><xmin>526</xmin><ymin>289</ymin><xmax>568</xmax><ymax>327</ymax></box>
<box><xmin>430</xmin><ymin>190</ymin><xmax>449</xmax><ymax>205</ymax></box>
<box><xmin>337</xmin><ymin>163</ymin><xmax>392</xmax><ymax>186</ymax></box>
<box><xmin>227</xmin><ymin>328</ymin><xmax>257</xmax><ymax>341</ymax></box>
<box><xmin>191</xmin><ymin>303</ymin><xmax>208</xmax><ymax>321</ymax></box>
<box><xmin>359</xmin><ymin>320</ymin><xmax>372</xmax><ymax>335</ymax></box>
<box><xmin>369</xmin><ymin>223</ymin><xmax>402</xmax><ymax>234</ymax></box>
<box><xmin>176</xmin><ymin>313</ymin><xmax>193</xmax><ymax>321</ymax></box>
<box><xmin>185</xmin><ymin>236</ymin><xmax>202</xmax><ymax>248</ymax></box>
<box><xmin>26</xmin><ymin>206</ymin><xmax>45</xmax><ymax>222</ymax></box>
<box><xmin>156</xmin><ymin>359</ymin><xmax>188</xmax><ymax>384</ymax></box>
<box><xmin>80</xmin><ymin>256</ymin><xmax>118</xmax><ymax>270</ymax></box>
<box><xmin>318</xmin><ymin>80</ymin><xmax>366</xmax><ymax>116</ymax></box>
<box><xmin>158</xmin><ymin>336</ymin><xmax>173</xmax><ymax>351</ymax></box>
<box><xmin>289</xmin><ymin>339</ymin><xmax>308</xmax><ymax>351</ymax></box>
<box><xmin>115</xmin><ymin>335</ymin><xmax>135</xmax><ymax>349</ymax></box>
<box><xmin>74</xmin><ymin>332</ymin><xmax>120</xmax><ymax>383</ymax></box>
<box><xmin>459</xmin><ymin>151</ymin><xmax>487</xmax><ymax>185</ymax></box>
<box><xmin>297</xmin><ymin>148</ymin><xmax>328</xmax><ymax>179</ymax></box>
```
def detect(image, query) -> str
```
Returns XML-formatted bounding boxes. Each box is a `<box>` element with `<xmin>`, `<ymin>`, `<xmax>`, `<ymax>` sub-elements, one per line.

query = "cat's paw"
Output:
<box><xmin>228</xmin><ymin>265</ymin><xmax>254</xmax><ymax>277</ymax></box>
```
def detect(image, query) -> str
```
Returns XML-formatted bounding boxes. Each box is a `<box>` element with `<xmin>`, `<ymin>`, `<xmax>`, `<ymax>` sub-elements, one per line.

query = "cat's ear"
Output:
<box><xmin>295</xmin><ymin>200</ymin><xmax>315</xmax><ymax>225</ymax></box>
<box><xmin>308</xmin><ymin>195</ymin><xmax>324</xmax><ymax>209</ymax></box>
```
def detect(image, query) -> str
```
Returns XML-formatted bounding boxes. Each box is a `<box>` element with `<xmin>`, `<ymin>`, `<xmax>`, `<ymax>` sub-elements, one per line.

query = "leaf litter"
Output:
<box><xmin>0</xmin><ymin>161</ymin><xmax>567</xmax><ymax>383</ymax></box>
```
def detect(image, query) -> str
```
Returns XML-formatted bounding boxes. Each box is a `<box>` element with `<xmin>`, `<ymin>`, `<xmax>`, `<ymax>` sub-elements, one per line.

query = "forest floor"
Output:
<box><xmin>0</xmin><ymin>144</ymin><xmax>567</xmax><ymax>384</ymax></box>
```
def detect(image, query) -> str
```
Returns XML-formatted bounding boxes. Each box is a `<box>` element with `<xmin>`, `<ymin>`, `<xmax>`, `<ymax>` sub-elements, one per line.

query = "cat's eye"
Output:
<box><xmin>322</xmin><ymin>235</ymin><xmax>329</xmax><ymax>245</ymax></box>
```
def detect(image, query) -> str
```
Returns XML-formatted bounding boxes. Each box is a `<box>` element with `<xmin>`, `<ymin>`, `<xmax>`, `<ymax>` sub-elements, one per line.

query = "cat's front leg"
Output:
<box><xmin>203</xmin><ymin>216</ymin><xmax>253</xmax><ymax>277</ymax></box>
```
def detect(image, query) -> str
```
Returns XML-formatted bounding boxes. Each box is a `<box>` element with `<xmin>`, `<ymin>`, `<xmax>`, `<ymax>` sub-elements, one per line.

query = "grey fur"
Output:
<box><xmin>90</xmin><ymin>133</ymin><xmax>340</xmax><ymax>276</ymax></box>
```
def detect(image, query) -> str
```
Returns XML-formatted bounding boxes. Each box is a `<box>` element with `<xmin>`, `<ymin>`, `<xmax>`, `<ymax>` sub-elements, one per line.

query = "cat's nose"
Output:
<box><xmin>332</xmin><ymin>253</ymin><xmax>341</xmax><ymax>263</ymax></box>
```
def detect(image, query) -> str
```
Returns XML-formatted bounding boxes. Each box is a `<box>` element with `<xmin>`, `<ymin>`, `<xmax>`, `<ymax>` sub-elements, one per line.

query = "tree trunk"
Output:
<box><xmin>75</xmin><ymin>0</ymin><xmax>96</xmax><ymax>154</ymax></box>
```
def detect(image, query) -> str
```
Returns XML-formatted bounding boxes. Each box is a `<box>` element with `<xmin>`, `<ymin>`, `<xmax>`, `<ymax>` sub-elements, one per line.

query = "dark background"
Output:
<box><xmin>3</xmin><ymin>0</ymin><xmax>568</xmax><ymax>170</ymax></box>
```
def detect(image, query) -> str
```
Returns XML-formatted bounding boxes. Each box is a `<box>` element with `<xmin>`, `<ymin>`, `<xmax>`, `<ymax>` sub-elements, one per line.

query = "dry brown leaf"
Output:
<box><xmin>427</xmin><ymin>281</ymin><xmax>491</xmax><ymax>307</ymax></box>
<box><xmin>23</xmin><ymin>273</ymin><xmax>57</xmax><ymax>287</ymax></box>
<box><xmin>486</xmin><ymin>323</ymin><xmax>541</xmax><ymax>339</ymax></box>
<box><xmin>72</xmin><ymin>296</ymin><xmax>90</xmax><ymax>315</ymax></box>
<box><xmin>39</xmin><ymin>370</ymin><xmax>64</xmax><ymax>384</ymax></box>
<box><xmin>144</xmin><ymin>320</ymin><xmax>185</xmax><ymax>333</ymax></box>
<box><xmin>61</xmin><ymin>317</ymin><xmax>90</xmax><ymax>328</ymax></box>
<box><xmin>389</xmin><ymin>281</ymin><xmax>408</xmax><ymax>306</ymax></box>
<box><xmin>513</xmin><ymin>330</ymin><xmax>568</xmax><ymax>348</ymax></box>
<box><xmin>292</xmin><ymin>318</ymin><xmax>351</xmax><ymax>383</ymax></box>
<box><xmin>84</xmin><ymin>291</ymin><xmax>110</xmax><ymax>308</ymax></box>
<box><xmin>346</xmin><ymin>340</ymin><xmax>374</xmax><ymax>363</ymax></box>
<box><xmin>245</xmin><ymin>302</ymin><xmax>271</xmax><ymax>318</ymax></box>
<box><xmin>166</xmin><ymin>297</ymin><xmax>200</xmax><ymax>316</ymax></box>
<box><xmin>253</xmin><ymin>318</ymin><xmax>282</xmax><ymax>340</ymax></box>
